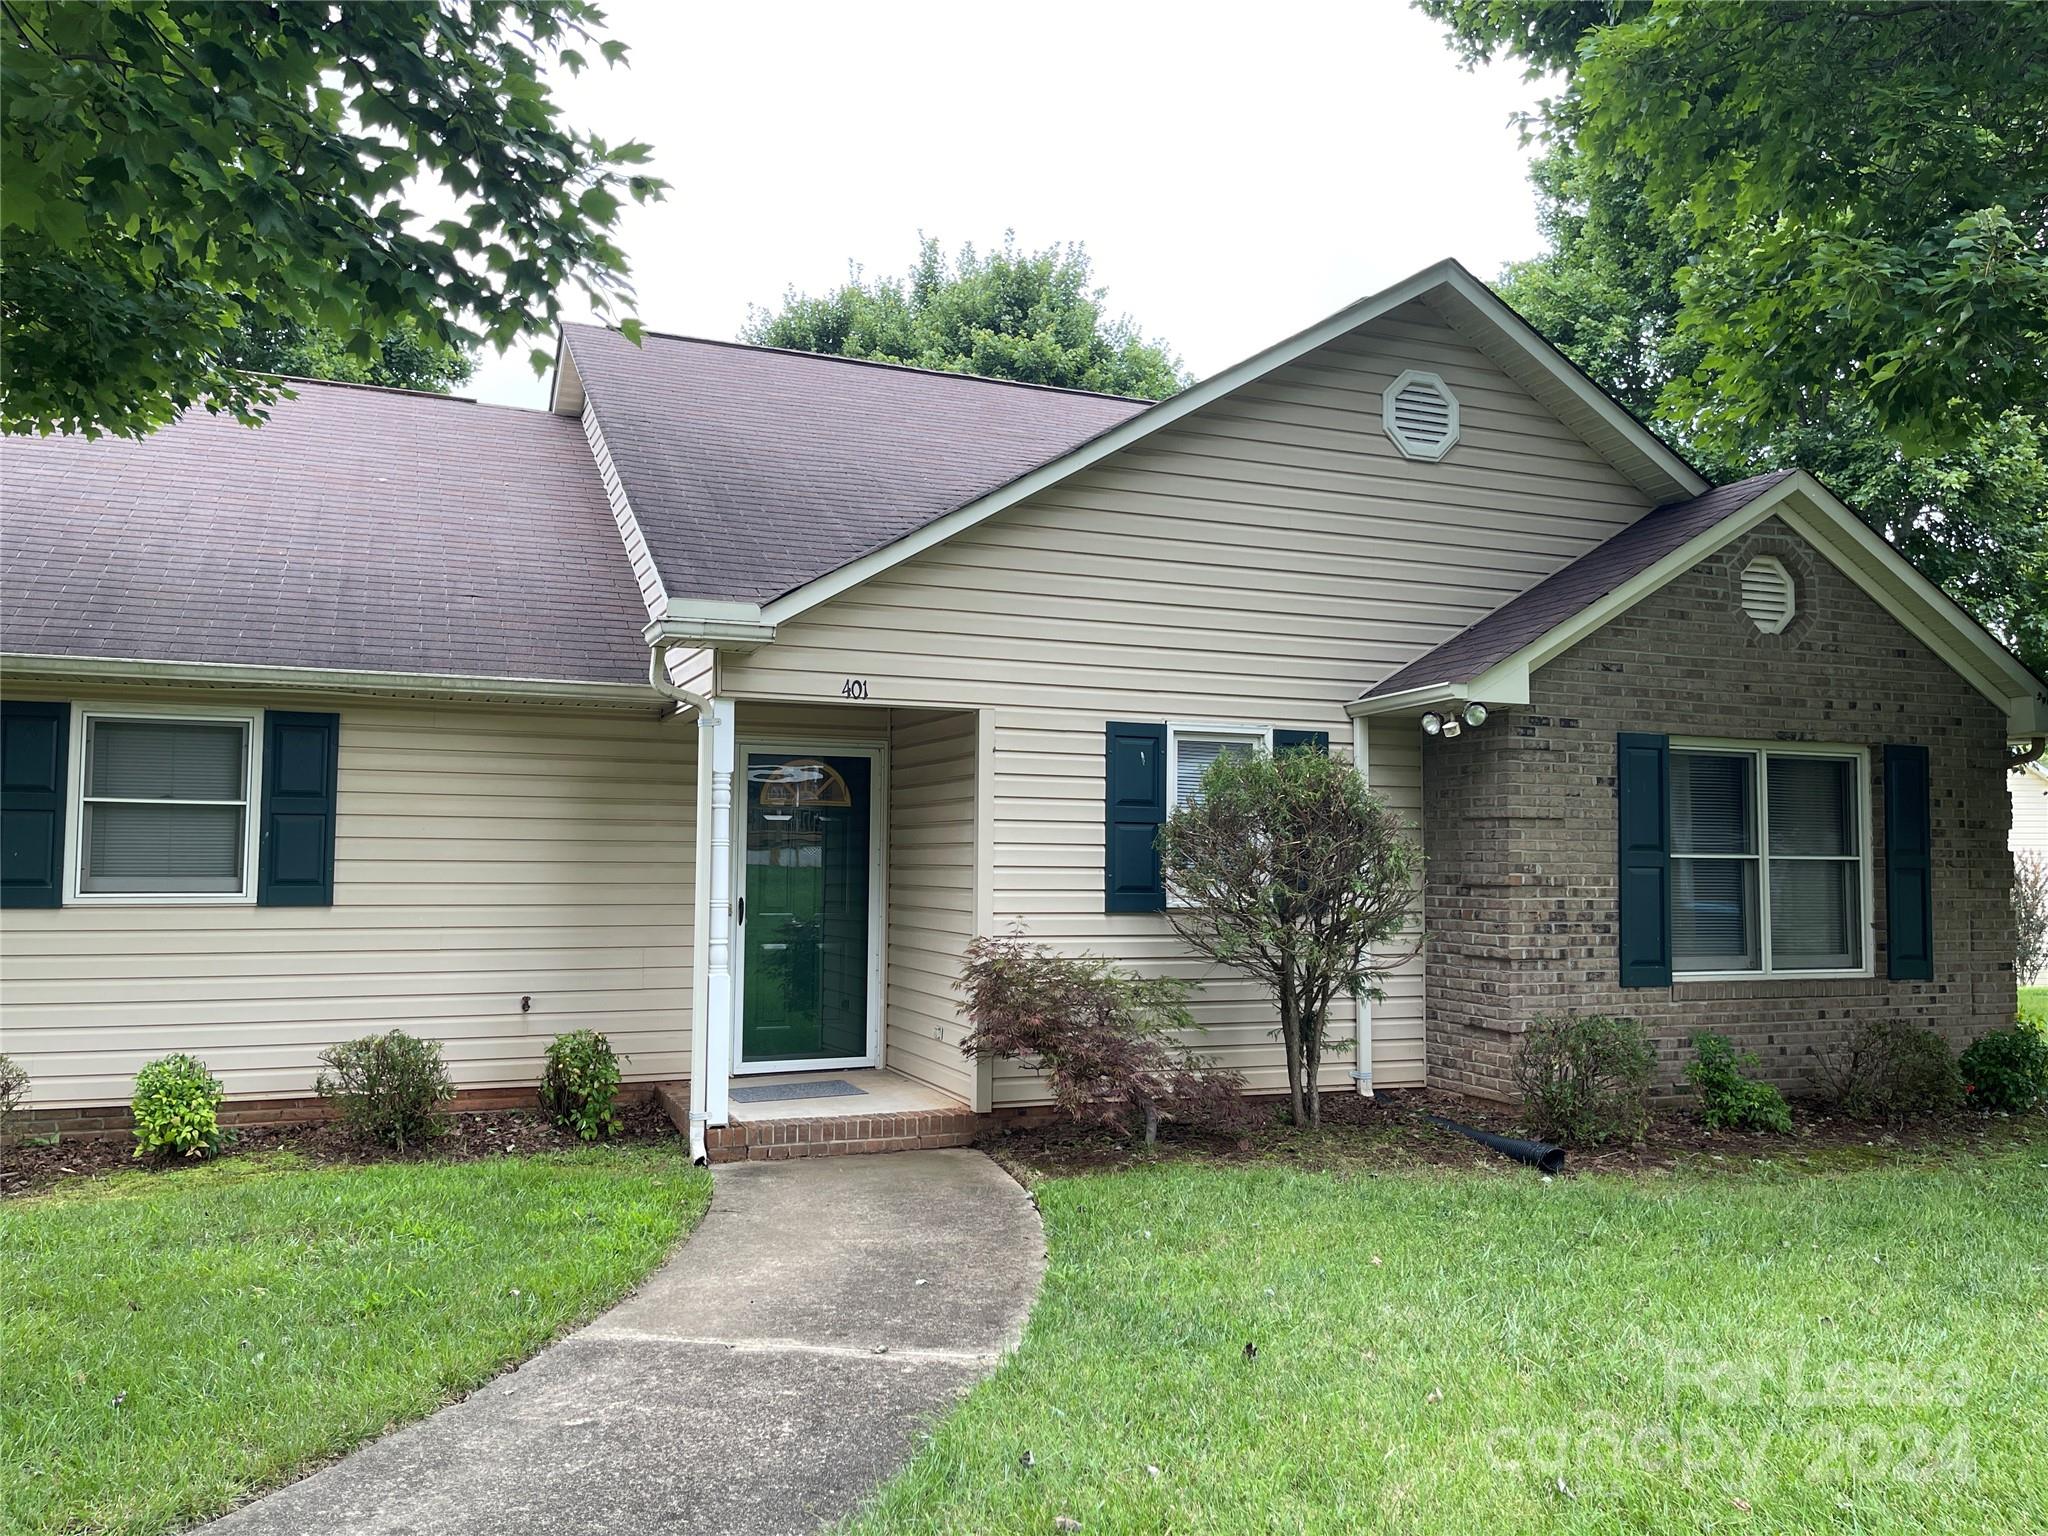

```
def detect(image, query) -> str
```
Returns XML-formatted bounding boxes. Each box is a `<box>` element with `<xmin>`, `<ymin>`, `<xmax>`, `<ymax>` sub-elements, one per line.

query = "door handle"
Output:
<box><xmin>736</xmin><ymin>895</ymin><xmax>745</xmax><ymax>924</ymax></box>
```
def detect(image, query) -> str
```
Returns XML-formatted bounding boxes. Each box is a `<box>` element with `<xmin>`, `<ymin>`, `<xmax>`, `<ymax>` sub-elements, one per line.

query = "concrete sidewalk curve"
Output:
<box><xmin>204</xmin><ymin>1148</ymin><xmax>1045</xmax><ymax>1536</ymax></box>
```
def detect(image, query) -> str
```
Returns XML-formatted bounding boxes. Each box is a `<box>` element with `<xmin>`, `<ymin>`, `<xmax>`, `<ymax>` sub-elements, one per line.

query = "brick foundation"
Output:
<box><xmin>1422</xmin><ymin>516</ymin><xmax>2018</xmax><ymax>1100</ymax></box>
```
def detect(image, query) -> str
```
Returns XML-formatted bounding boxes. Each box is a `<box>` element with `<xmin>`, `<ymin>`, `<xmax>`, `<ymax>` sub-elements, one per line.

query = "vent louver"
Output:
<box><xmin>1383</xmin><ymin>370</ymin><xmax>1459</xmax><ymax>461</ymax></box>
<box><xmin>1740</xmin><ymin>555</ymin><xmax>1796</xmax><ymax>634</ymax></box>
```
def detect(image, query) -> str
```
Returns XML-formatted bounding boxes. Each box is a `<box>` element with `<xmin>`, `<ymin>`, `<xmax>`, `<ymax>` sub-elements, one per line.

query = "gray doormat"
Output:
<box><xmin>730</xmin><ymin>1078</ymin><xmax>869</xmax><ymax>1104</ymax></box>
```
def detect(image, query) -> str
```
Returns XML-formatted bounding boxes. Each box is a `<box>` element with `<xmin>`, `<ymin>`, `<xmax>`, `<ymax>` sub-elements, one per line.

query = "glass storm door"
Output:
<box><xmin>739</xmin><ymin>752</ymin><xmax>872</xmax><ymax>1065</ymax></box>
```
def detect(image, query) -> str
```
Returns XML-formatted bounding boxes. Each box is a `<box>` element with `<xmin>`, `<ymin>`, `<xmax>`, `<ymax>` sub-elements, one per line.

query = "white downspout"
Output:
<box><xmin>646</xmin><ymin>642</ymin><xmax>719</xmax><ymax>1163</ymax></box>
<box><xmin>1350</xmin><ymin>712</ymin><xmax>1374</xmax><ymax>1098</ymax></box>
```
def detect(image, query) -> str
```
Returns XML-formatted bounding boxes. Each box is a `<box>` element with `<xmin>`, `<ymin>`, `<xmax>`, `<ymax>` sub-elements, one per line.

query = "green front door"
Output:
<box><xmin>740</xmin><ymin>751</ymin><xmax>872</xmax><ymax>1064</ymax></box>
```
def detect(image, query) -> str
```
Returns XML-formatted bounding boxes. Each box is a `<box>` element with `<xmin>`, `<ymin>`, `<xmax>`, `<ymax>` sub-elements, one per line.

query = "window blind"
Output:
<box><xmin>83</xmin><ymin>803</ymin><xmax>244</xmax><ymax>892</ymax></box>
<box><xmin>79</xmin><ymin>717</ymin><xmax>249</xmax><ymax>895</ymax></box>
<box><xmin>1173</xmin><ymin>735</ymin><xmax>1255</xmax><ymax>809</ymax></box>
<box><xmin>88</xmin><ymin>719</ymin><xmax>245</xmax><ymax>801</ymax></box>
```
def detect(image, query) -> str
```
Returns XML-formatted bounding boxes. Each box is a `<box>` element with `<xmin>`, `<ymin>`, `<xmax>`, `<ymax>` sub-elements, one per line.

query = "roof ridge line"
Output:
<box><xmin>247</xmin><ymin>373</ymin><xmax>482</xmax><ymax>404</ymax></box>
<box><xmin>563</xmin><ymin>322</ymin><xmax>1167</xmax><ymax>405</ymax></box>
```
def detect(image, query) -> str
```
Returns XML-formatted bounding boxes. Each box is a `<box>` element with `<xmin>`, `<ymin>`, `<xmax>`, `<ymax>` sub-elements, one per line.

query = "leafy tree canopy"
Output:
<box><xmin>1423</xmin><ymin>0</ymin><xmax>2048</xmax><ymax>677</ymax></box>
<box><xmin>2</xmin><ymin>1</ymin><xmax>662</xmax><ymax>438</ymax></box>
<box><xmin>223</xmin><ymin>319</ymin><xmax>473</xmax><ymax>395</ymax></box>
<box><xmin>742</xmin><ymin>234</ymin><xmax>1189</xmax><ymax>400</ymax></box>
<box><xmin>1423</xmin><ymin>0</ymin><xmax>2048</xmax><ymax>452</ymax></box>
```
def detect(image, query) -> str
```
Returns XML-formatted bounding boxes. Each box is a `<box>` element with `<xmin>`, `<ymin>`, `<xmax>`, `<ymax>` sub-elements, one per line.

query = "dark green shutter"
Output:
<box><xmin>1616</xmin><ymin>732</ymin><xmax>1672</xmax><ymax>988</ymax></box>
<box><xmin>1104</xmin><ymin>721</ymin><xmax>1167</xmax><ymax>913</ymax></box>
<box><xmin>1884</xmin><ymin>743</ymin><xmax>1933</xmax><ymax>981</ymax></box>
<box><xmin>258</xmin><ymin>711</ymin><xmax>339</xmax><ymax>907</ymax></box>
<box><xmin>1273</xmin><ymin>729</ymin><xmax>1330</xmax><ymax>755</ymax></box>
<box><xmin>1</xmin><ymin>701</ymin><xmax>69</xmax><ymax>908</ymax></box>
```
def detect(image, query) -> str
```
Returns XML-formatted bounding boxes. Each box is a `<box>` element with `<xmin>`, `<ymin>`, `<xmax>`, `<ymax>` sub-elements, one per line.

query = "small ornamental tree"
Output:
<box><xmin>1156</xmin><ymin>744</ymin><xmax>1421</xmax><ymax>1128</ymax></box>
<box><xmin>958</xmin><ymin>935</ymin><xmax>1243</xmax><ymax>1144</ymax></box>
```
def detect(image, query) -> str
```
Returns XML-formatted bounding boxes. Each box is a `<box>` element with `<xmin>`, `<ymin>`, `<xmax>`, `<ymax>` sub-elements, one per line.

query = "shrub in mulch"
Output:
<box><xmin>979</xmin><ymin>1084</ymin><xmax>2028</xmax><ymax>1182</ymax></box>
<box><xmin>1</xmin><ymin>1098</ymin><xmax>680</xmax><ymax>1199</ymax></box>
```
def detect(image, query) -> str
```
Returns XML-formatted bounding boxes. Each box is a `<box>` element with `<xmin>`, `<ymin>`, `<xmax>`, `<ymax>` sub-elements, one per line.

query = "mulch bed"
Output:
<box><xmin>980</xmin><ymin>1085</ymin><xmax>2025</xmax><ymax>1181</ymax></box>
<box><xmin>0</xmin><ymin>1098</ymin><xmax>681</xmax><ymax>1199</ymax></box>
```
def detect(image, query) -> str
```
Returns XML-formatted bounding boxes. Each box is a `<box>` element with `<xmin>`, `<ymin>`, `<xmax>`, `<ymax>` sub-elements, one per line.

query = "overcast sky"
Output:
<box><xmin>468</xmin><ymin>1</ymin><xmax>1552</xmax><ymax>409</ymax></box>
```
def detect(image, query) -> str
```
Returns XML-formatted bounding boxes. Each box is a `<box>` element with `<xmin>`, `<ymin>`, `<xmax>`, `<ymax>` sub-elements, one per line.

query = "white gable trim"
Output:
<box><xmin>756</xmin><ymin>260</ymin><xmax>1710</xmax><ymax>628</ymax></box>
<box><xmin>1348</xmin><ymin>472</ymin><xmax>2048</xmax><ymax>738</ymax></box>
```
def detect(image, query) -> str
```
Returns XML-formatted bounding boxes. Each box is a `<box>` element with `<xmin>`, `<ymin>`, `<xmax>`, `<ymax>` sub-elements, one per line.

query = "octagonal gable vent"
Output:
<box><xmin>1383</xmin><ymin>369</ymin><xmax>1460</xmax><ymax>461</ymax></box>
<box><xmin>1740</xmin><ymin>555</ymin><xmax>1796</xmax><ymax>634</ymax></box>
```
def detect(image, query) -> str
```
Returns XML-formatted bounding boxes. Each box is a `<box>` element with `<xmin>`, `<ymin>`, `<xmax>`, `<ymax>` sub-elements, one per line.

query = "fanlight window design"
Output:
<box><xmin>753</xmin><ymin>758</ymin><xmax>853</xmax><ymax>808</ymax></box>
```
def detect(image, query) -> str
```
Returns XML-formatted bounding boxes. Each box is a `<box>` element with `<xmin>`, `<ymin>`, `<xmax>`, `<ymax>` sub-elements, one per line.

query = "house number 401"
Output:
<box><xmin>840</xmin><ymin>678</ymin><xmax>869</xmax><ymax>700</ymax></box>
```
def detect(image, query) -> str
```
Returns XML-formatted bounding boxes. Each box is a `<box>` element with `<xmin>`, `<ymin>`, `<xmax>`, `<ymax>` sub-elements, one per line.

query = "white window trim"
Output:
<box><xmin>64</xmin><ymin>702</ymin><xmax>264</xmax><ymax>906</ymax></box>
<box><xmin>1669</xmin><ymin>738</ymin><xmax>1874</xmax><ymax>982</ymax></box>
<box><xmin>1166</xmin><ymin>721</ymin><xmax>1273</xmax><ymax>812</ymax></box>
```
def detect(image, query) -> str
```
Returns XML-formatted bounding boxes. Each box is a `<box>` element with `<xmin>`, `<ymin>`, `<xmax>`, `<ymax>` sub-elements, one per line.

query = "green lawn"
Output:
<box><xmin>846</xmin><ymin>1133</ymin><xmax>2046</xmax><ymax>1535</ymax></box>
<box><xmin>2021</xmin><ymin>986</ymin><xmax>2046</xmax><ymax>1027</ymax></box>
<box><xmin>1</xmin><ymin>1147</ymin><xmax>710</xmax><ymax>1536</ymax></box>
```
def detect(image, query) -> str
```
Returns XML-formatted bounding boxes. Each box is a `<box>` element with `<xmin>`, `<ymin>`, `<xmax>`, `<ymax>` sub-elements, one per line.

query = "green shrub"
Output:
<box><xmin>131</xmin><ymin>1053</ymin><xmax>225</xmax><ymax>1159</ymax></box>
<box><xmin>1684</xmin><ymin>1033</ymin><xmax>1794</xmax><ymax>1134</ymax></box>
<box><xmin>0</xmin><ymin>1052</ymin><xmax>30</xmax><ymax>1144</ymax></box>
<box><xmin>315</xmin><ymin>1030</ymin><xmax>452</xmax><ymax>1150</ymax></box>
<box><xmin>540</xmin><ymin>1029</ymin><xmax>627</xmax><ymax>1141</ymax></box>
<box><xmin>1958</xmin><ymin>1023</ymin><xmax>2048</xmax><ymax>1113</ymax></box>
<box><xmin>1512</xmin><ymin>1013</ymin><xmax>1655</xmax><ymax>1147</ymax></box>
<box><xmin>1812</xmin><ymin>1018</ymin><xmax>1964</xmax><ymax>1123</ymax></box>
<box><xmin>960</xmin><ymin>934</ymin><xmax>1245</xmax><ymax>1144</ymax></box>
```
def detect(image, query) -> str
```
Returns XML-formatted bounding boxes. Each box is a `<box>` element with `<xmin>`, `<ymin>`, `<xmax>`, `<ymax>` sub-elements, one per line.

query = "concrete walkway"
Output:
<box><xmin>207</xmin><ymin>1150</ymin><xmax>1045</xmax><ymax>1536</ymax></box>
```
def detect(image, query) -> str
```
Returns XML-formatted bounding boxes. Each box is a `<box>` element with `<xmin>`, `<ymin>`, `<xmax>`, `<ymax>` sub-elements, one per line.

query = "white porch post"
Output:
<box><xmin>1350</xmin><ymin>712</ymin><xmax>1375</xmax><ymax>1098</ymax></box>
<box><xmin>700</xmin><ymin>698</ymin><xmax>737</xmax><ymax>1128</ymax></box>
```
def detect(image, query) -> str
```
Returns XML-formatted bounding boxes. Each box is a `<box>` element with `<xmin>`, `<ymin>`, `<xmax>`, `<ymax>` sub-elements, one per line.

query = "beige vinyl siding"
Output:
<box><xmin>0</xmin><ymin>690</ymin><xmax>693</xmax><ymax>1107</ymax></box>
<box><xmin>884</xmin><ymin>709</ymin><xmax>978</xmax><ymax>1101</ymax></box>
<box><xmin>668</xmin><ymin>645</ymin><xmax>714</xmax><ymax>698</ymax></box>
<box><xmin>720</xmin><ymin>299</ymin><xmax>1649</xmax><ymax>1097</ymax></box>
<box><xmin>2014</xmin><ymin>766</ymin><xmax>2048</xmax><ymax>858</ymax></box>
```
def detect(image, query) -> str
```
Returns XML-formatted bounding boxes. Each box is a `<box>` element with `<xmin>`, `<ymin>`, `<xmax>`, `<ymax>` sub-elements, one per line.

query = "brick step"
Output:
<box><xmin>652</xmin><ymin>1081</ymin><xmax>981</xmax><ymax>1162</ymax></box>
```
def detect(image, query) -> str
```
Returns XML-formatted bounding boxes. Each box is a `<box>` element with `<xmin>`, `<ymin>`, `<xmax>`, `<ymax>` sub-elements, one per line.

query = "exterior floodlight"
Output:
<box><xmin>1462</xmin><ymin>702</ymin><xmax>1489</xmax><ymax>728</ymax></box>
<box><xmin>1441</xmin><ymin>717</ymin><xmax>1462</xmax><ymax>739</ymax></box>
<box><xmin>1421</xmin><ymin>712</ymin><xmax>1443</xmax><ymax>736</ymax></box>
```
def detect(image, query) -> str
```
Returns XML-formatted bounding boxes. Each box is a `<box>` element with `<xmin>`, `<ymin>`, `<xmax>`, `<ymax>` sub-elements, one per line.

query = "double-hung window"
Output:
<box><xmin>73</xmin><ymin>710</ymin><xmax>259</xmax><ymax>901</ymax></box>
<box><xmin>1168</xmin><ymin>723</ymin><xmax>1271</xmax><ymax>811</ymax></box>
<box><xmin>1670</xmin><ymin>744</ymin><xmax>1867</xmax><ymax>977</ymax></box>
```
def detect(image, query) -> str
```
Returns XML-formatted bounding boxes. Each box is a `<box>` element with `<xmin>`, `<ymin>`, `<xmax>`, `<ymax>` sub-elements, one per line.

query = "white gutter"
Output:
<box><xmin>0</xmin><ymin>653</ymin><xmax>663</xmax><ymax>707</ymax></box>
<box><xmin>644</xmin><ymin>606</ymin><xmax>776</xmax><ymax>652</ymax></box>
<box><xmin>644</xmin><ymin>640</ymin><xmax>715</xmax><ymax>1164</ymax></box>
<box><xmin>1350</xmin><ymin>713</ymin><xmax>1374</xmax><ymax>1098</ymax></box>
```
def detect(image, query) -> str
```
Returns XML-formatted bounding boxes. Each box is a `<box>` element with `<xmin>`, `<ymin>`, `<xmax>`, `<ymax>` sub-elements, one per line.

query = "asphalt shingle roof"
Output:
<box><xmin>563</xmin><ymin>325</ymin><xmax>1154</xmax><ymax>604</ymax></box>
<box><xmin>1</xmin><ymin>382</ymin><xmax>652</xmax><ymax>684</ymax></box>
<box><xmin>1361</xmin><ymin>471</ymin><xmax>1796</xmax><ymax>699</ymax></box>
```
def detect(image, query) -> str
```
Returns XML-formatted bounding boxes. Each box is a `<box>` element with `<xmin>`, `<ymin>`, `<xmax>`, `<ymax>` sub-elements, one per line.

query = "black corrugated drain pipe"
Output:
<box><xmin>1426</xmin><ymin>1114</ymin><xmax>1567</xmax><ymax>1175</ymax></box>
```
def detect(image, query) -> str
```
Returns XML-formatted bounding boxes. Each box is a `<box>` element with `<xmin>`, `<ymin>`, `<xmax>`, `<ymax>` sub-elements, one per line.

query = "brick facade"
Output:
<box><xmin>1423</xmin><ymin>516</ymin><xmax>2018</xmax><ymax>1099</ymax></box>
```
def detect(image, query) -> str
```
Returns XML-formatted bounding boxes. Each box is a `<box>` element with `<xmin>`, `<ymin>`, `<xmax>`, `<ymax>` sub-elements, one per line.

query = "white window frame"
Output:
<box><xmin>64</xmin><ymin>702</ymin><xmax>264</xmax><ymax>906</ymax></box>
<box><xmin>1669</xmin><ymin>738</ymin><xmax>1874</xmax><ymax>982</ymax></box>
<box><xmin>1166</xmin><ymin>721</ymin><xmax>1273</xmax><ymax>813</ymax></box>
